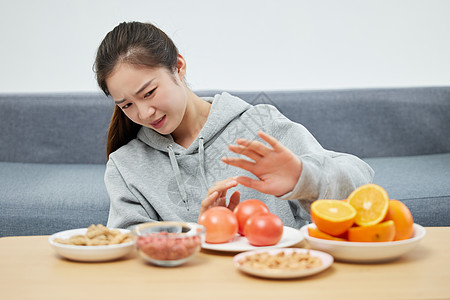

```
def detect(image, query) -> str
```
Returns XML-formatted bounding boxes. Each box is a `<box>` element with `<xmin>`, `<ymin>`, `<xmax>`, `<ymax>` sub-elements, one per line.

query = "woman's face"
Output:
<box><xmin>106</xmin><ymin>62</ymin><xmax>188</xmax><ymax>135</ymax></box>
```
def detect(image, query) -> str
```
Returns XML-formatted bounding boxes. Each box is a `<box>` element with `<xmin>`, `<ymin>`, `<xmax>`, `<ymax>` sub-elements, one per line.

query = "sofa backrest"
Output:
<box><xmin>210</xmin><ymin>87</ymin><xmax>450</xmax><ymax>158</ymax></box>
<box><xmin>1</xmin><ymin>87</ymin><xmax>449</xmax><ymax>164</ymax></box>
<box><xmin>0</xmin><ymin>93</ymin><xmax>114</xmax><ymax>164</ymax></box>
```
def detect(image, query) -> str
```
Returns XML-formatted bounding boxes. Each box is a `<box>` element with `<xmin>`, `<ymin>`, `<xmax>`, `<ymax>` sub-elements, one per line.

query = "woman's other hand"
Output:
<box><xmin>222</xmin><ymin>131</ymin><xmax>302</xmax><ymax>197</ymax></box>
<box><xmin>198</xmin><ymin>178</ymin><xmax>240</xmax><ymax>221</ymax></box>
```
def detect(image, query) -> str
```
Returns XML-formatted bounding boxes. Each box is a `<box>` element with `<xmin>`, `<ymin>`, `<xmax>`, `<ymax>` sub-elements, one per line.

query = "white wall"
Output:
<box><xmin>1</xmin><ymin>0</ymin><xmax>449</xmax><ymax>93</ymax></box>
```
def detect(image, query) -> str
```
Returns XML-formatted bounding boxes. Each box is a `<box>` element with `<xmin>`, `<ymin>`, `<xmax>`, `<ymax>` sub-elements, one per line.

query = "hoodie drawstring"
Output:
<box><xmin>167</xmin><ymin>144</ymin><xmax>189</xmax><ymax>211</ymax></box>
<box><xmin>198</xmin><ymin>137</ymin><xmax>209</xmax><ymax>190</ymax></box>
<box><xmin>167</xmin><ymin>139</ymin><xmax>209</xmax><ymax>212</ymax></box>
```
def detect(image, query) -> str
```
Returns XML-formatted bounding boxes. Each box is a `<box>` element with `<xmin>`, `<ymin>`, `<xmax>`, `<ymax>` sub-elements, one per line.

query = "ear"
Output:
<box><xmin>176</xmin><ymin>54</ymin><xmax>187</xmax><ymax>80</ymax></box>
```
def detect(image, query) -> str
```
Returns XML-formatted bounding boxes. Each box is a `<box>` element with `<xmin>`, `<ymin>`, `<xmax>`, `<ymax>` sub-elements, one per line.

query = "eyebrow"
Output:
<box><xmin>114</xmin><ymin>79</ymin><xmax>154</xmax><ymax>104</ymax></box>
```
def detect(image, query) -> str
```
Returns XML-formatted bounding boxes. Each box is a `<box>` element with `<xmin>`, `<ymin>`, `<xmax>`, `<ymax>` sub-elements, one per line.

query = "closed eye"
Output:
<box><xmin>144</xmin><ymin>87</ymin><xmax>157</xmax><ymax>98</ymax></box>
<box><xmin>121</xmin><ymin>103</ymin><xmax>132</xmax><ymax>109</ymax></box>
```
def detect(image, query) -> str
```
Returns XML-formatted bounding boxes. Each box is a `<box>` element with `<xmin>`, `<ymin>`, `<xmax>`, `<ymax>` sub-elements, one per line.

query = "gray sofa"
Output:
<box><xmin>1</xmin><ymin>87</ymin><xmax>449</xmax><ymax>237</ymax></box>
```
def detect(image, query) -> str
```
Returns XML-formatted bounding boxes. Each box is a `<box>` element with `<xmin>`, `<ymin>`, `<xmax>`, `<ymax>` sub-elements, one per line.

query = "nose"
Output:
<box><xmin>136</xmin><ymin>102</ymin><xmax>156</xmax><ymax>121</ymax></box>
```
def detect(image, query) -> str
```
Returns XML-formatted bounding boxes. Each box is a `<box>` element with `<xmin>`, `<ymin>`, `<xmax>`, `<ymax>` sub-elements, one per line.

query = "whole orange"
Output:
<box><xmin>384</xmin><ymin>200</ymin><xmax>414</xmax><ymax>241</ymax></box>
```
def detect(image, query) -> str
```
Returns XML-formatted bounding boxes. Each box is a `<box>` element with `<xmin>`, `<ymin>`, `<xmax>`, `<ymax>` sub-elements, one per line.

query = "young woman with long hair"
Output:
<box><xmin>94</xmin><ymin>21</ymin><xmax>373</xmax><ymax>229</ymax></box>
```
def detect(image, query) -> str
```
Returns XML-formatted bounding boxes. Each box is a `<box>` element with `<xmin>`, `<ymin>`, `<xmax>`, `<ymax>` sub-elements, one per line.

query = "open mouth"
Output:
<box><xmin>150</xmin><ymin>115</ymin><xmax>166</xmax><ymax>129</ymax></box>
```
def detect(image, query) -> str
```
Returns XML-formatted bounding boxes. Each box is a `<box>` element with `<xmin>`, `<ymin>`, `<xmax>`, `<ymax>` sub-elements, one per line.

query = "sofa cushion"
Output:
<box><xmin>364</xmin><ymin>153</ymin><xmax>450</xmax><ymax>226</ymax></box>
<box><xmin>0</xmin><ymin>162</ymin><xmax>109</xmax><ymax>237</ymax></box>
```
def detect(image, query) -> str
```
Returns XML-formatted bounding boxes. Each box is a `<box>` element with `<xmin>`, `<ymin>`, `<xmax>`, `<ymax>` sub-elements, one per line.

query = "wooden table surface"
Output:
<box><xmin>1</xmin><ymin>227</ymin><xmax>449</xmax><ymax>300</ymax></box>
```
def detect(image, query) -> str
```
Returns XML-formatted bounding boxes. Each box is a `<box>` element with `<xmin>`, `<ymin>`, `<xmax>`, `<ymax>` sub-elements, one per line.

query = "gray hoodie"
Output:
<box><xmin>105</xmin><ymin>92</ymin><xmax>374</xmax><ymax>229</ymax></box>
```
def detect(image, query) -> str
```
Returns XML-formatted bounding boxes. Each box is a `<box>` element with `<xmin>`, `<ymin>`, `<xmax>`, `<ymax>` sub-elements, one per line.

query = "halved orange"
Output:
<box><xmin>348</xmin><ymin>220</ymin><xmax>396</xmax><ymax>242</ymax></box>
<box><xmin>384</xmin><ymin>200</ymin><xmax>414</xmax><ymax>241</ymax></box>
<box><xmin>310</xmin><ymin>199</ymin><xmax>356</xmax><ymax>236</ymax></box>
<box><xmin>347</xmin><ymin>184</ymin><xmax>389</xmax><ymax>226</ymax></box>
<box><xmin>308</xmin><ymin>226</ymin><xmax>347</xmax><ymax>241</ymax></box>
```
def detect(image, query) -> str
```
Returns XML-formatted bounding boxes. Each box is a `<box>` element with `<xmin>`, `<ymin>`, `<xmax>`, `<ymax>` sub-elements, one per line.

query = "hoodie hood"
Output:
<box><xmin>137</xmin><ymin>92</ymin><xmax>250</xmax><ymax>155</ymax></box>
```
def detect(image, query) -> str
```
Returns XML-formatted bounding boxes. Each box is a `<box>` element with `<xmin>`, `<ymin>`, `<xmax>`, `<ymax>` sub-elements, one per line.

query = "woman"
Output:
<box><xmin>94</xmin><ymin>21</ymin><xmax>374</xmax><ymax>230</ymax></box>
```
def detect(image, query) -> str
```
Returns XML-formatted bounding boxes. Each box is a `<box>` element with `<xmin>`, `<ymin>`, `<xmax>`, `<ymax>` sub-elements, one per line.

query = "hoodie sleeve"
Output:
<box><xmin>260</xmin><ymin>105</ymin><xmax>374</xmax><ymax>212</ymax></box>
<box><xmin>105</xmin><ymin>157</ymin><xmax>160</xmax><ymax>229</ymax></box>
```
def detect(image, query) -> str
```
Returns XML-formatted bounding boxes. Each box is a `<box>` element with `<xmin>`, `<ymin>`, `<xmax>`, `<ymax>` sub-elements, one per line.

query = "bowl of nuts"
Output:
<box><xmin>49</xmin><ymin>224</ymin><xmax>135</xmax><ymax>262</ymax></box>
<box><xmin>133</xmin><ymin>222</ymin><xmax>205</xmax><ymax>267</ymax></box>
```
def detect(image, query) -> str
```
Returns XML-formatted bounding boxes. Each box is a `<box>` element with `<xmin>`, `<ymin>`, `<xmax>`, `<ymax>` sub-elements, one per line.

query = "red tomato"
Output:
<box><xmin>244</xmin><ymin>213</ymin><xmax>284</xmax><ymax>246</ymax></box>
<box><xmin>198</xmin><ymin>207</ymin><xmax>238</xmax><ymax>244</ymax></box>
<box><xmin>233</xmin><ymin>199</ymin><xmax>270</xmax><ymax>235</ymax></box>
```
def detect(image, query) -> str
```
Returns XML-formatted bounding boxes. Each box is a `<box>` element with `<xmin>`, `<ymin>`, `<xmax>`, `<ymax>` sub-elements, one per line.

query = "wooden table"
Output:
<box><xmin>1</xmin><ymin>227</ymin><xmax>449</xmax><ymax>300</ymax></box>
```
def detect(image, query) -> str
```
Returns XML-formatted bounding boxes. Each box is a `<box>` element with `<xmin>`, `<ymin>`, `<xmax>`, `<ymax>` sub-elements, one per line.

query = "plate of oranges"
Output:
<box><xmin>301</xmin><ymin>184</ymin><xmax>426</xmax><ymax>263</ymax></box>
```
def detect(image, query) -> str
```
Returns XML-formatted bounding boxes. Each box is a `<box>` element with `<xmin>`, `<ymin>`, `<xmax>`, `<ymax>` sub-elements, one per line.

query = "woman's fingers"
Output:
<box><xmin>221</xmin><ymin>131</ymin><xmax>301</xmax><ymax>197</ymax></box>
<box><xmin>228</xmin><ymin>190</ymin><xmax>241</xmax><ymax>211</ymax></box>
<box><xmin>234</xmin><ymin>176</ymin><xmax>268</xmax><ymax>194</ymax></box>
<box><xmin>235</xmin><ymin>138</ymin><xmax>272</xmax><ymax>157</ymax></box>
<box><xmin>207</xmin><ymin>178</ymin><xmax>238</xmax><ymax>195</ymax></box>
<box><xmin>257</xmin><ymin>131</ymin><xmax>282</xmax><ymax>151</ymax></box>
<box><xmin>199</xmin><ymin>191</ymin><xmax>219</xmax><ymax>219</ymax></box>
<box><xmin>227</xmin><ymin>131</ymin><xmax>282</xmax><ymax>164</ymax></box>
<box><xmin>221</xmin><ymin>156</ymin><xmax>255</xmax><ymax>173</ymax></box>
<box><xmin>200</xmin><ymin>177</ymin><xmax>239</xmax><ymax>220</ymax></box>
<box><xmin>228</xmin><ymin>144</ymin><xmax>262</xmax><ymax>162</ymax></box>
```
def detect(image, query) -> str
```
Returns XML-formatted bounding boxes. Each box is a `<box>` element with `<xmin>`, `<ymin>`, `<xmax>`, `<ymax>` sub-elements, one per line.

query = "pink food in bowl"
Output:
<box><xmin>137</xmin><ymin>231</ymin><xmax>202</xmax><ymax>261</ymax></box>
<box><xmin>133</xmin><ymin>222</ymin><xmax>205</xmax><ymax>266</ymax></box>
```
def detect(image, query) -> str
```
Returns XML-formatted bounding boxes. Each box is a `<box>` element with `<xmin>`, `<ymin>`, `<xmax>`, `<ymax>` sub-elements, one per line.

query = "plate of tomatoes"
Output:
<box><xmin>199</xmin><ymin>199</ymin><xmax>304</xmax><ymax>252</ymax></box>
<box><xmin>202</xmin><ymin>226</ymin><xmax>304</xmax><ymax>252</ymax></box>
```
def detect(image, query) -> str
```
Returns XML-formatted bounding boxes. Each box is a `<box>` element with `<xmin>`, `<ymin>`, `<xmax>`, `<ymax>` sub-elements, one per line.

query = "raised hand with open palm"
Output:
<box><xmin>222</xmin><ymin>131</ymin><xmax>302</xmax><ymax>197</ymax></box>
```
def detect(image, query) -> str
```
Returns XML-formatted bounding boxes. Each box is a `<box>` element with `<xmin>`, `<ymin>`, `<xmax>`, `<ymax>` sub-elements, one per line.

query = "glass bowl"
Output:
<box><xmin>133</xmin><ymin>222</ymin><xmax>205</xmax><ymax>267</ymax></box>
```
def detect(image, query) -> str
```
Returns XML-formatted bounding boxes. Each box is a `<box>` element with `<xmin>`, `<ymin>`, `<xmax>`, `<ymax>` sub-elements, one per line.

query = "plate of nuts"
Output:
<box><xmin>233</xmin><ymin>248</ymin><xmax>333</xmax><ymax>279</ymax></box>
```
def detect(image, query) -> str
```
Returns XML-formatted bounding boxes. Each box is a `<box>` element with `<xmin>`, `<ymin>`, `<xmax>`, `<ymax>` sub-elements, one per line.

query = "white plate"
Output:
<box><xmin>300</xmin><ymin>223</ymin><xmax>426</xmax><ymax>263</ymax></box>
<box><xmin>49</xmin><ymin>228</ymin><xmax>135</xmax><ymax>262</ymax></box>
<box><xmin>234</xmin><ymin>248</ymin><xmax>333</xmax><ymax>279</ymax></box>
<box><xmin>201</xmin><ymin>226</ymin><xmax>303</xmax><ymax>252</ymax></box>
